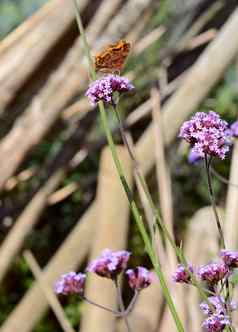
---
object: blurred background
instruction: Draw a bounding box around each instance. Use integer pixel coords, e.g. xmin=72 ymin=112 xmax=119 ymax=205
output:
xmin=0 ymin=0 xmax=238 ymax=331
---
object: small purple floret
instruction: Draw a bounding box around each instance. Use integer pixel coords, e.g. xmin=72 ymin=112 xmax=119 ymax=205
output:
xmin=85 ymin=75 xmax=134 ymax=105
xmin=202 ymin=314 xmax=231 ymax=332
xmin=172 ymin=264 xmax=193 ymax=284
xmin=198 ymin=262 xmax=228 ymax=284
xmin=188 ymin=149 xmax=202 ymax=164
xmin=200 ymin=296 xmax=236 ymax=316
xmin=54 ymin=272 xmax=86 ymax=295
xmin=126 ymin=267 xmax=153 ymax=291
xmin=87 ymin=249 xmax=131 ymax=279
xmin=179 ymin=111 xmax=231 ymax=159
xmin=230 ymin=121 xmax=238 ymax=137
xmin=220 ymin=249 xmax=238 ymax=268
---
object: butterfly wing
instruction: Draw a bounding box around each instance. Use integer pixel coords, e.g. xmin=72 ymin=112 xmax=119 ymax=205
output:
xmin=94 ymin=40 xmax=131 ymax=73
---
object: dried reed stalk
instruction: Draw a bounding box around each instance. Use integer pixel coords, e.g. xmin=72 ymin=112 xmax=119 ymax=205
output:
xmin=2 ymin=7 xmax=238 ymax=332
xmin=151 ymin=87 xmax=186 ymax=331
xmin=80 ymin=146 xmax=132 ymax=332
xmin=0 ymin=203 xmax=97 ymax=332
xmin=0 ymin=0 xmax=73 ymax=55
xmin=0 ymin=0 xmax=152 ymax=190
xmin=0 ymin=0 xmax=87 ymax=111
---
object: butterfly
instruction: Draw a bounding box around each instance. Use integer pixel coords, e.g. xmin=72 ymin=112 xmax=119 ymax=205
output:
xmin=94 ymin=40 xmax=131 ymax=74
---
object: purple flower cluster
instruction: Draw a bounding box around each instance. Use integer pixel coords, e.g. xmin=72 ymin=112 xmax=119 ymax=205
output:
xmin=230 ymin=120 xmax=238 ymax=137
xmin=55 ymin=249 xmax=153 ymax=297
xmin=87 ymin=249 xmax=130 ymax=279
xmin=200 ymin=296 xmax=236 ymax=332
xmin=172 ymin=264 xmax=193 ymax=283
xmin=85 ymin=74 xmax=134 ymax=105
xmin=173 ymin=250 xmax=238 ymax=332
xmin=220 ymin=250 xmax=238 ymax=268
xmin=54 ymin=272 xmax=86 ymax=295
xmin=202 ymin=313 xmax=231 ymax=332
xmin=126 ymin=267 xmax=153 ymax=290
xmin=198 ymin=262 xmax=228 ymax=284
xmin=200 ymin=296 xmax=236 ymax=316
xmin=179 ymin=111 xmax=231 ymax=159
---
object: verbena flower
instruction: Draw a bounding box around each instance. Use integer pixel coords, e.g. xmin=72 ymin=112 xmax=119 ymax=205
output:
xmin=202 ymin=314 xmax=231 ymax=332
xmin=188 ymin=149 xmax=202 ymax=164
xmin=179 ymin=111 xmax=231 ymax=159
xmin=172 ymin=264 xmax=193 ymax=284
xmin=230 ymin=120 xmax=238 ymax=137
xmin=87 ymin=249 xmax=131 ymax=279
xmin=220 ymin=250 xmax=238 ymax=268
xmin=54 ymin=272 xmax=86 ymax=295
xmin=198 ymin=262 xmax=228 ymax=284
xmin=200 ymin=296 xmax=236 ymax=316
xmin=85 ymin=75 xmax=134 ymax=105
xmin=126 ymin=267 xmax=153 ymax=290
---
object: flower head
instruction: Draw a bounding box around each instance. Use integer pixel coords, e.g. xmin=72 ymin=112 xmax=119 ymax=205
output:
xmin=230 ymin=121 xmax=238 ymax=137
xmin=54 ymin=272 xmax=86 ymax=295
xmin=200 ymin=296 xmax=236 ymax=316
xmin=179 ymin=111 xmax=231 ymax=159
xmin=198 ymin=262 xmax=228 ymax=284
xmin=87 ymin=249 xmax=131 ymax=279
xmin=220 ymin=250 xmax=238 ymax=268
xmin=126 ymin=267 xmax=153 ymax=291
xmin=172 ymin=264 xmax=193 ymax=284
xmin=202 ymin=314 xmax=231 ymax=332
xmin=85 ymin=75 xmax=134 ymax=105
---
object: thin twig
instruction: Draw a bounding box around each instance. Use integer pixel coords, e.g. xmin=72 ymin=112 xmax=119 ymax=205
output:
xmin=115 ymin=278 xmax=132 ymax=332
xmin=81 ymin=296 xmax=121 ymax=316
xmin=204 ymin=155 xmax=225 ymax=248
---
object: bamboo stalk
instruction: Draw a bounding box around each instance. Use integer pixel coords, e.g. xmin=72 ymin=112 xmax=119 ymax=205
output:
xmin=23 ymin=251 xmax=76 ymax=332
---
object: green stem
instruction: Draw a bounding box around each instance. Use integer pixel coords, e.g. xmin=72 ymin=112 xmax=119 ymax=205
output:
xmin=71 ymin=0 xmax=96 ymax=81
xmin=99 ymin=102 xmax=185 ymax=332
xmin=113 ymin=104 xmax=211 ymax=308
xmin=71 ymin=5 xmax=185 ymax=332
xmin=81 ymin=296 xmax=120 ymax=315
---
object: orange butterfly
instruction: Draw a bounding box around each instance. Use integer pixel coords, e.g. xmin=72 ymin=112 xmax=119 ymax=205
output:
xmin=94 ymin=40 xmax=131 ymax=74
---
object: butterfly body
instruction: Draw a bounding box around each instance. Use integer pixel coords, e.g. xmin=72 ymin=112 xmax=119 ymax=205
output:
xmin=94 ymin=40 xmax=131 ymax=73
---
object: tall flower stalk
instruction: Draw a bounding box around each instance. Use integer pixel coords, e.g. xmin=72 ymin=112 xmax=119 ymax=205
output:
xmin=179 ymin=111 xmax=231 ymax=249
xmin=179 ymin=111 xmax=235 ymax=332
xmin=204 ymin=155 xmax=226 ymax=248
xmin=71 ymin=2 xmax=186 ymax=331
